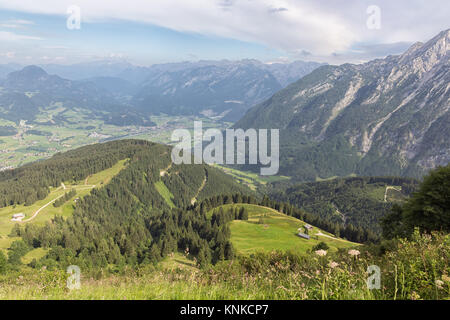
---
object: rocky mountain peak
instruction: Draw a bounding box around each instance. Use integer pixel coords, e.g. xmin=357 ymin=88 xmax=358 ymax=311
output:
xmin=399 ymin=29 xmax=449 ymax=72
xmin=234 ymin=29 xmax=450 ymax=181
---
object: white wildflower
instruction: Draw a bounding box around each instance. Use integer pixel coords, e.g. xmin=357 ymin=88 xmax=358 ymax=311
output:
xmin=329 ymin=261 xmax=339 ymax=269
xmin=315 ymin=249 xmax=327 ymax=256
xmin=348 ymin=249 xmax=360 ymax=257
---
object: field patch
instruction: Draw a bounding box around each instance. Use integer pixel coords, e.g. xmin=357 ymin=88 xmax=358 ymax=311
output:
xmin=211 ymin=204 xmax=356 ymax=255
xmin=154 ymin=180 xmax=175 ymax=208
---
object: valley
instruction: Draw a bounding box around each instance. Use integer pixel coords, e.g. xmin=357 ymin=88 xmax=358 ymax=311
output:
xmin=0 ymin=112 xmax=229 ymax=169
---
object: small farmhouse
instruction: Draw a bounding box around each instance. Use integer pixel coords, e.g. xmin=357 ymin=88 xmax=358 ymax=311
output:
xmin=11 ymin=213 xmax=25 ymax=222
xmin=297 ymin=232 xmax=310 ymax=240
xmin=304 ymin=224 xmax=313 ymax=230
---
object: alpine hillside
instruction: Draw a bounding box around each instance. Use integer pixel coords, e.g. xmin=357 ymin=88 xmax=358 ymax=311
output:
xmin=235 ymin=29 xmax=450 ymax=181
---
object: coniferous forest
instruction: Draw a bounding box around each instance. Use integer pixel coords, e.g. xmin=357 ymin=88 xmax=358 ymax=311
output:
xmin=0 ymin=138 xmax=447 ymax=301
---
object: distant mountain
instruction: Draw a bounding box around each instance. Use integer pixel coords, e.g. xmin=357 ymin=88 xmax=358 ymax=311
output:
xmin=235 ymin=29 xmax=450 ymax=180
xmin=132 ymin=60 xmax=279 ymax=121
xmin=263 ymin=60 xmax=328 ymax=87
xmin=40 ymin=60 xmax=139 ymax=82
xmin=133 ymin=59 xmax=323 ymax=121
xmin=39 ymin=59 xmax=323 ymax=121
xmin=0 ymin=66 xmax=150 ymax=125
xmin=0 ymin=59 xmax=323 ymax=124
xmin=82 ymin=76 xmax=139 ymax=100
xmin=0 ymin=63 xmax=21 ymax=79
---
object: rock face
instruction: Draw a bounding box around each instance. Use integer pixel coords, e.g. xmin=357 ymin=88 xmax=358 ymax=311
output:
xmin=235 ymin=30 xmax=450 ymax=180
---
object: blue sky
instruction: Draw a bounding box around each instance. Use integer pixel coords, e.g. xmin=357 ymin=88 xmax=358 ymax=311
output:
xmin=0 ymin=0 xmax=448 ymax=66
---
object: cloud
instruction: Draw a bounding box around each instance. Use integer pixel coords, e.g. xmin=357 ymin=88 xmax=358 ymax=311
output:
xmin=6 ymin=19 xmax=34 ymax=25
xmin=2 ymin=51 xmax=15 ymax=58
xmin=0 ymin=31 xmax=42 ymax=41
xmin=0 ymin=19 xmax=34 ymax=29
xmin=0 ymin=0 xmax=357 ymax=56
xmin=268 ymin=7 xmax=288 ymax=14
xmin=0 ymin=0 xmax=448 ymax=63
xmin=0 ymin=24 xmax=20 ymax=28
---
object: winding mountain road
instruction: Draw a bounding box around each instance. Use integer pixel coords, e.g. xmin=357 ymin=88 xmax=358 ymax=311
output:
xmin=20 ymin=185 xmax=96 ymax=223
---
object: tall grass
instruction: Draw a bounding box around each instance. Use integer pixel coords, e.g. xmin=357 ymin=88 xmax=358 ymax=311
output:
xmin=0 ymin=231 xmax=448 ymax=300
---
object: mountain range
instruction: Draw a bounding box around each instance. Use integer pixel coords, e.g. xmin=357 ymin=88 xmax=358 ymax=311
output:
xmin=0 ymin=59 xmax=323 ymax=123
xmin=0 ymin=65 xmax=142 ymax=125
xmin=235 ymin=29 xmax=450 ymax=181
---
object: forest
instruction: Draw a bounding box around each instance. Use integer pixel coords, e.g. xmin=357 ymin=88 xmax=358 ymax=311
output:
xmin=1 ymin=136 xmax=378 ymax=272
xmin=269 ymin=176 xmax=418 ymax=235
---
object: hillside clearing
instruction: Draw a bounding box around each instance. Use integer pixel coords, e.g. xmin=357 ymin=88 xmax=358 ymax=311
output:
xmin=0 ymin=159 xmax=128 ymax=253
xmin=210 ymin=204 xmax=356 ymax=255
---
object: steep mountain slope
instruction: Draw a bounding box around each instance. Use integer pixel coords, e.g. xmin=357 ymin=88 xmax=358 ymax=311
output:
xmin=235 ymin=29 xmax=450 ymax=180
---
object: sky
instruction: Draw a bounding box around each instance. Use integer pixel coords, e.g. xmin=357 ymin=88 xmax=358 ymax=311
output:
xmin=0 ymin=0 xmax=448 ymax=66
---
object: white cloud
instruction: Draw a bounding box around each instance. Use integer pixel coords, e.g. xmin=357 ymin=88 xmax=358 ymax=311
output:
xmin=0 ymin=24 xmax=21 ymax=28
xmin=6 ymin=19 xmax=34 ymax=25
xmin=0 ymin=31 xmax=42 ymax=41
xmin=0 ymin=0 xmax=358 ymax=56
xmin=0 ymin=19 xmax=34 ymax=29
xmin=1 ymin=51 xmax=16 ymax=58
xmin=0 ymin=0 xmax=448 ymax=63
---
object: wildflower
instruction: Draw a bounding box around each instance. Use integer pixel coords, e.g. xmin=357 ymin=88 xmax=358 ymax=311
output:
xmin=348 ymin=249 xmax=360 ymax=257
xmin=315 ymin=249 xmax=327 ymax=256
xmin=442 ymin=274 xmax=450 ymax=283
xmin=329 ymin=261 xmax=339 ymax=269
xmin=410 ymin=291 xmax=420 ymax=300
xmin=436 ymin=279 xmax=444 ymax=290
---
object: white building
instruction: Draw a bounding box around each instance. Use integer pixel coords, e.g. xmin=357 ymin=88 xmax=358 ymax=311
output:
xmin=11 ymin=213 xmax=25 ymax=222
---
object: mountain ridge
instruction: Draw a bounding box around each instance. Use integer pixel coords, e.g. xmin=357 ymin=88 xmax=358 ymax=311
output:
xmin=235 ymin=29 xmax=450 ymax=180
xmin=0 ymin=59 xmax=324 ymax=123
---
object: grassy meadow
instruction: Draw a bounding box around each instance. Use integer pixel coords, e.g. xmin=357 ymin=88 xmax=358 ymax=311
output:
xmin=209 ymin=204 xmax=356 ymax=255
